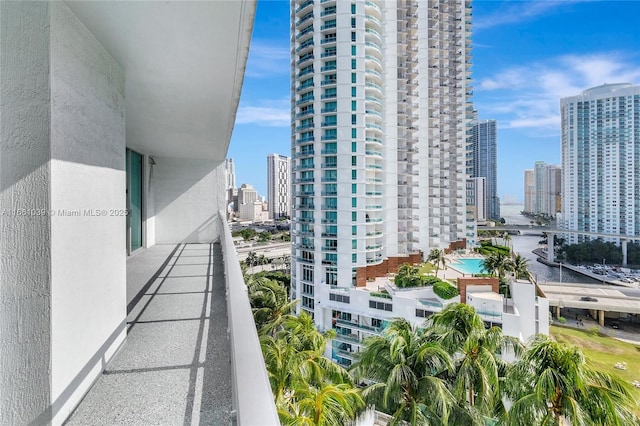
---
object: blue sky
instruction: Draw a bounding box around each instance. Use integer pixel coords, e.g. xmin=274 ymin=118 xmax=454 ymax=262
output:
xmin=228 ymin=0 xmax=640 ymax=204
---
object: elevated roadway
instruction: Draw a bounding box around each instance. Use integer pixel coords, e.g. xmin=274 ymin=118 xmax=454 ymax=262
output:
xmin=538 ymin=283 xmax=640 ymax=325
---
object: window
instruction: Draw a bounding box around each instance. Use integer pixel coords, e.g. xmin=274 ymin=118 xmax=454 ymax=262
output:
xmin=323 ymin=60 xmax=337 ymax=71
xmin=351 ymin=4 xmax=356 ymax=13
xmin=352 ymin=225 xmax=357 ymax=235
xmin=352 ymin=142 xmax=356 ymax=152
xmin=352 ymin=73 xmax=356 ymax=83
xmin=352 ymin=183 xmax=357 ymax=194
xmin=351 ymin=17 xmax=356 ymax=28
xmin=351 ymin=32 xmax=356 ymax=41
xmin=302 ymin=283 xmax=314 ymax=296
xmin=416 ymin=309 xmax=434 ymax=318
xmin=352 ymin=114 xmax=357 ymax=124
xmin=326 ymin=270 xmax=338 ymax=285
xmin=351 ymin=59 xmax=356 ymax=69
xmin=324 ymin=115 xmax=337 ymax=125
xmin=324 ymin=87 xmax=337 ymax=98
xmin=352 ymin=198 xmax=357 ymax=208
xmin=352 ymin=239 xmax=357 ymax=249
xmin=352 ymin=128 xmax=357 ymax=138
xmin=351 ymin=45 xmax=356 ymax=55
xmin=352 ymin=156 xmax=357 ymax=167
xmin=352 ymin=253 xmax=357 ymax=263
xmin=324 ymin=170 xmax=337 ymax=180
xmin=351 ymin=170 xmax=357 ymax=180
xmin=323 ymin=101 xmax=337 ymax=112
xmin=369 ymin=300 xmax=392 ymax=311
xmin=352 ymin=101 xmax=357 ymax=111
xmin=352 ymin=212 xmax=357 ymax=221
xmin=330 ymin=293 xmax=350 ymax=303
xmin=325 ymin=211 xmax=337 ymax=222
xmin=352 ymin=87 xmax=356 ymax=97
xmin=324 ymin=129 xmax=337 ymax=138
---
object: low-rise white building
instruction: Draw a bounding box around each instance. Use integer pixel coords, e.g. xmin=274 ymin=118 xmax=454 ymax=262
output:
xmin=314 ymin=276 xmax=548 ymax=367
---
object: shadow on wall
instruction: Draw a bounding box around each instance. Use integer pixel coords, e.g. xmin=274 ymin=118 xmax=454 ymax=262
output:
xmin=150 ymin=156 xmax=226 ymax=244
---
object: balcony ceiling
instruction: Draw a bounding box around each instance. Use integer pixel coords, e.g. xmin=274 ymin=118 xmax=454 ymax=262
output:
xmin=65 ymin=1 xmax=256 ymax=161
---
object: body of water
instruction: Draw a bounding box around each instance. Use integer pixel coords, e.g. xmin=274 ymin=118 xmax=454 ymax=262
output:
xmin=499 ymin=204 xmax=600 ymax=285
xmin=449 ymin=258 xmax=487 ymax=275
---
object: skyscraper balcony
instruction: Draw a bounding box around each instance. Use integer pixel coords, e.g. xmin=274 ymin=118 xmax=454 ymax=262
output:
xmin=1 ymin=2 xmax=282 ymax=424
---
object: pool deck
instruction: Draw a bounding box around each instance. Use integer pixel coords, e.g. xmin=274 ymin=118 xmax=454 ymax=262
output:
xmin=445 ymin=255 xmax=487 ymax=277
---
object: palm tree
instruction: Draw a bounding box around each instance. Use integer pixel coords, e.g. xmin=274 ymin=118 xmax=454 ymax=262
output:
xmin=396 ymin=263 xmax=421 ymax=287
xmin=351 ymin=318 xmax=456 ymax=425
xmin=506 ymin=335 xmax=639 ymax=426
xmin=261 ymin=311 xmax=363 ymax=424
xmin=245 ymin=250 xmax=258 ymax=267
xmin=428 ymin=249 xmax=446 ymax=278
xmin=503 ymin=232 xmax=512 ymax=253
xmin=248 ymin=277 xmax=298 ymax=335
xmin=511 ymin=253 xmax=529 ymax=280
xmin=426 ymin=304 xmax=523 ymax=422
xmin=278 ymin=382 xmax=365 ymax=426
xmin=481 ymin=252 xmax=513 ymax=280
xmin=481 ymin=252 xmax=514 ymax=297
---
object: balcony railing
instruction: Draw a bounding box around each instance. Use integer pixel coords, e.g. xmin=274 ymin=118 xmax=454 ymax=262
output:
xmin=218 ymin=211 xmax=280 ymax=425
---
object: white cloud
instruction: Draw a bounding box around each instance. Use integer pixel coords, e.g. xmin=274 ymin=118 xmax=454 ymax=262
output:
xmin=474 ymin=0 xmax=588 ymax=30
xmin=236 ymin=99 xmax=290 ymax=127
xmin=476 ymin=52 xmax=640 ymax=130
xmin=245 ymin=41 xmax=290 ymax=78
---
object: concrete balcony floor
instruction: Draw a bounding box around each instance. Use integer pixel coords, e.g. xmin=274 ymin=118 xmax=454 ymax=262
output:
xmin=66 ymin=243 xmax=231 ymax=425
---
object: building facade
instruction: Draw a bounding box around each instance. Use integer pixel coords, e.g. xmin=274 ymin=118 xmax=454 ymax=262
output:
xmin=523 ymin=169 xmax=535 ymax=213
xmin=267 ymin=153 xmax=291 ymax=219
xmin=290 ymin=0 xmax=473 ymax=319
xmin=560 ymin=83 xmax=640 ymax=243
xmin=225 ymin=158 xmax=236 ymax=191
xmin=466 ymin=177 xmax=487 ymax=222
xmin=531 ymin=161 xmax=562 ymax=216
xmin=317 ymin=277 xmax=548 ymax=368
xmin=469 ymin=119 xmax=499 ymax=220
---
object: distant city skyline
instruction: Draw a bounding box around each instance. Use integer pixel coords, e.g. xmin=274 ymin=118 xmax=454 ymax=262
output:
xmin=228 ymin=0 xmax=640 ymax=201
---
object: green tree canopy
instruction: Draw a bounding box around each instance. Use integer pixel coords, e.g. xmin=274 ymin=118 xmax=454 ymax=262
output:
xmin=505 ymin=335 xmax=639 ymax=426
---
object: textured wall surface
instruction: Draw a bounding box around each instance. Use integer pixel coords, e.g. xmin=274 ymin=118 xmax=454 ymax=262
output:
xmin=49 ymin=3 xmax=127 ymax=425
xmin=0 ymin=3 xmax=52 ymax=424
xmin=152 ymin=158 xmax=225 ymax=243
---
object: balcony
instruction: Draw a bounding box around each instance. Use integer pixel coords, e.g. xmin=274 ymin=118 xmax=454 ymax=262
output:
xmin=66 ymin=213 xmax=278 ymax=425
xmin=296 ymin=0 xmax=313 ymax=14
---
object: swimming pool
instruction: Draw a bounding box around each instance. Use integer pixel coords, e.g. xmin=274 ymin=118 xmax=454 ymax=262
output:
xmin=448 ymin=258 xmax=487 ymax=275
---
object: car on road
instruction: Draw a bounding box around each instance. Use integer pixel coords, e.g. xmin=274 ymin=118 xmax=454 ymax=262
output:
xmin=580 ymin=296 xmax=598 ymax=302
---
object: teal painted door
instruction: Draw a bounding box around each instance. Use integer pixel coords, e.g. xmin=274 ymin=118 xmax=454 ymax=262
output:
xmin=126 ymin=149 xmax=143 ymax=253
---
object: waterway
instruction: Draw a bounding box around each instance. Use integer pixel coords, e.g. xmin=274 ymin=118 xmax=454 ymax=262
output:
xmin=500 ymin=204 xmax=600 ymax=285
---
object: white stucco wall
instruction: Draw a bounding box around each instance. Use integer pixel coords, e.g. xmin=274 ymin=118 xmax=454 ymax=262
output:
xmin=0 ymin=2 xmax=52 ymax=424
xmin=49 ymin=3 xmax=127 ymax=425
xmin=151 ymin=157 xmax=225 ymax=243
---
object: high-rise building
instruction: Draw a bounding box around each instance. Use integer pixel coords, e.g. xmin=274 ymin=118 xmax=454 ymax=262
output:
xmin=267 ymin=154 xmax=291 ymax=219
xmin=545 ymin=165 xmax=562 ymax=216
xmin=225 ymin=158 xmax=236 ymax=190
xmin=527 ymin=161 xmax=562 ymax=216
xmin=560 ymin=83 xmax=640 ymax=243
xmin=290 ymin=0 xmax=473 ymax=318
xmin=466 ymin=177 xmax=486 ymax=222
xmin=523 ymin=169 xmax=535 ymax=213
xmin=469 ymin=119 xmax=499 ymax=220
xmin=237 ymin=183 xmax=258 ymax=220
